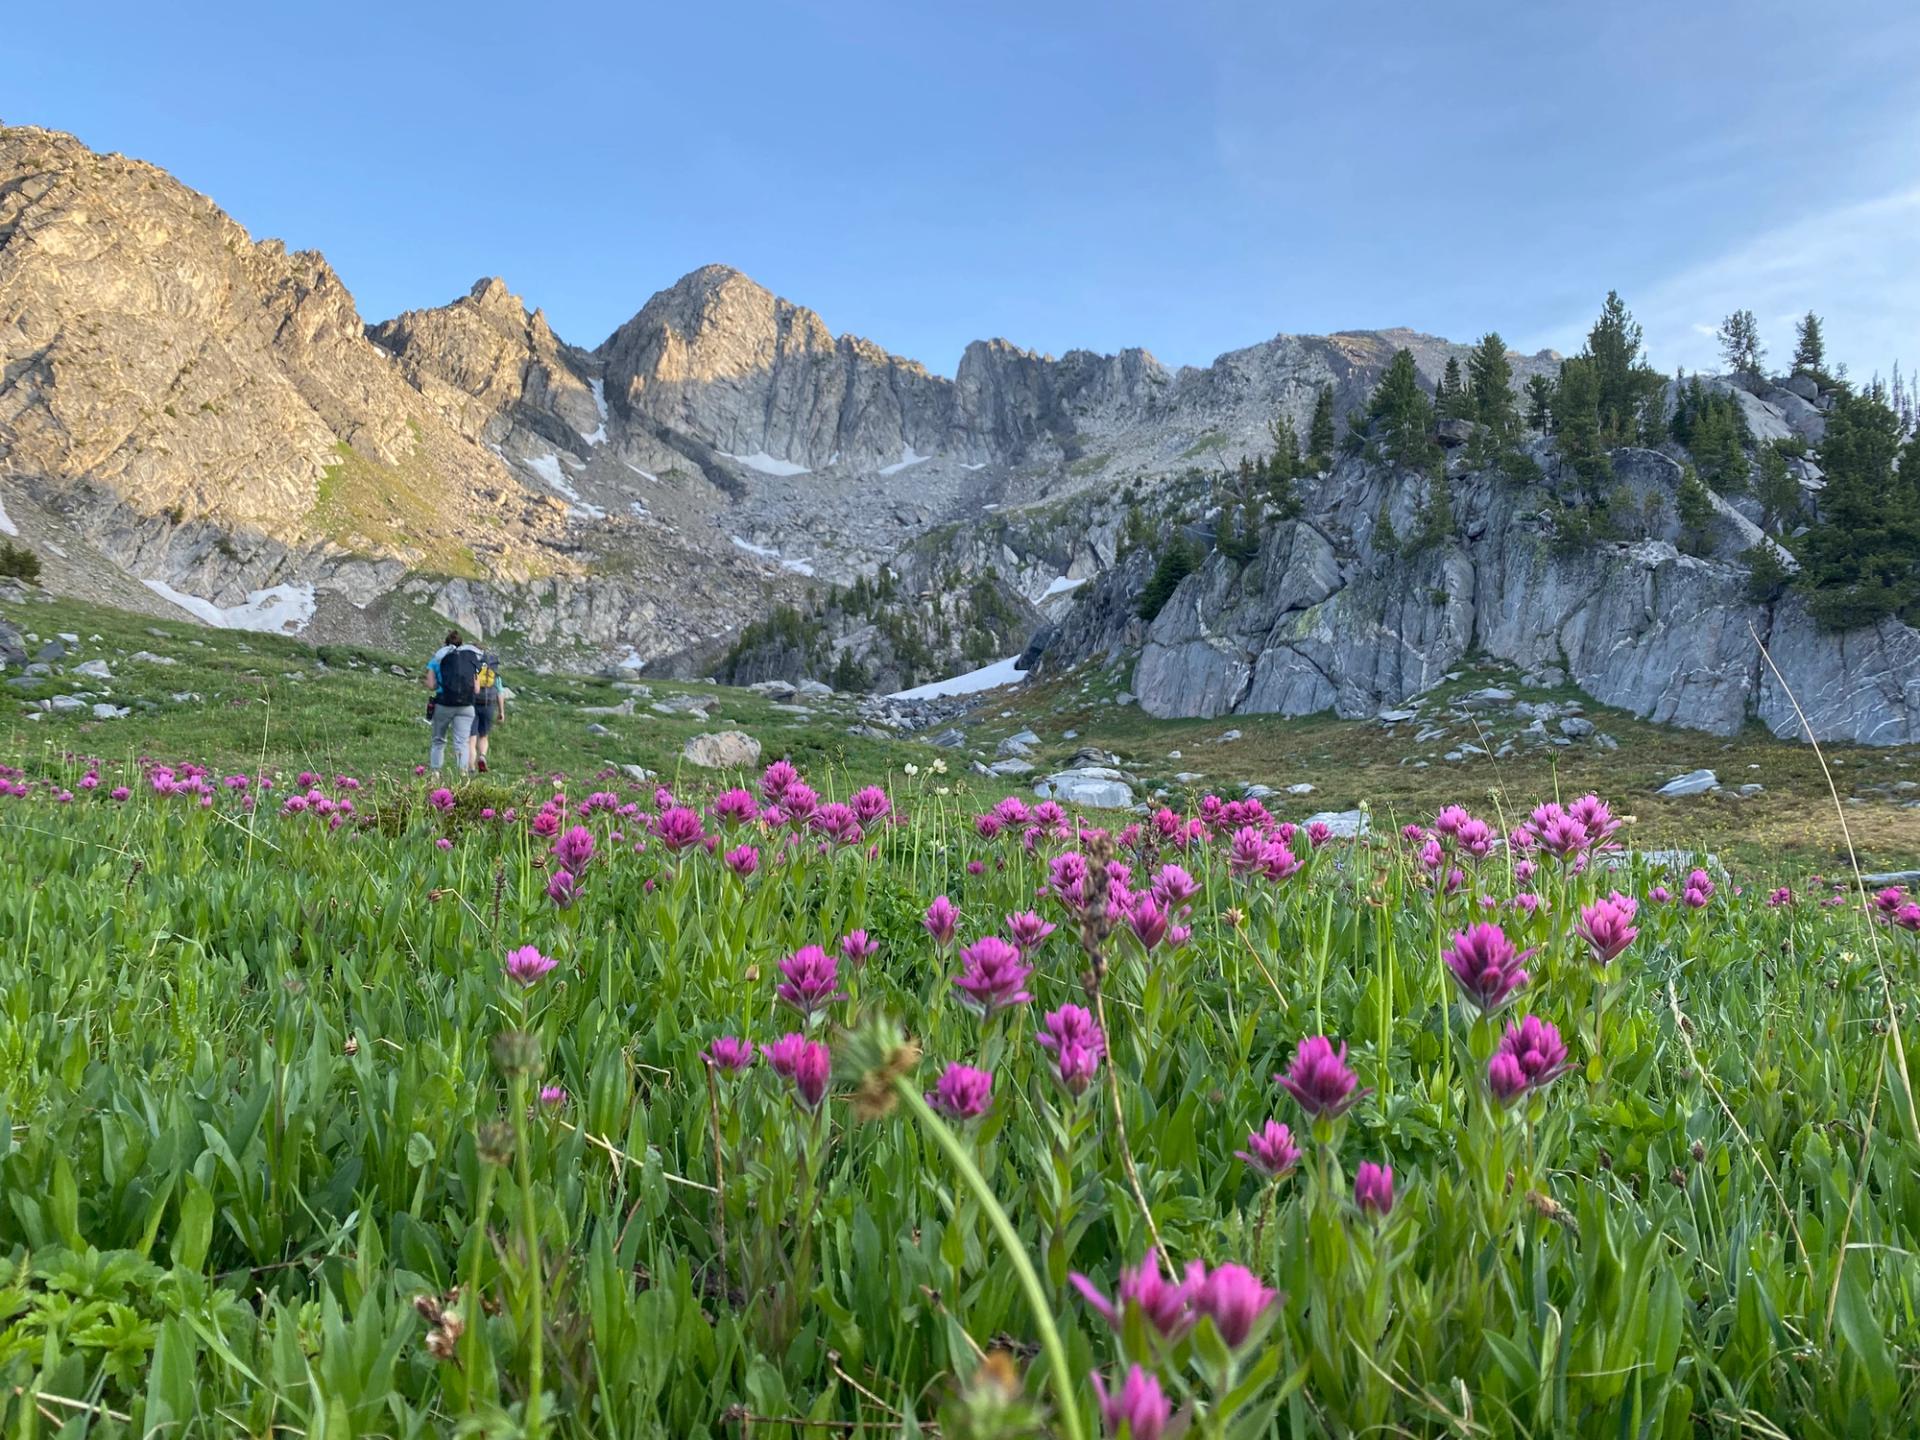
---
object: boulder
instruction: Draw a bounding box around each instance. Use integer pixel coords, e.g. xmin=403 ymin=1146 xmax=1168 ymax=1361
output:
xmin=749 ymin=680 xmax=798 ymax=702
xmin=988 ymin=758 xmax=1035 ymax=777
xmin=0 ymin=620 xmax=25 ymax=668
xmin=1304 ymin=809 xmax=1370 ymax=839
xmin=1559 ymin=716 xmax=1595 ymax=738
xmin=1037 ymin=768 xmax=1135 ymax=809
xmin=683 ymin=730 xmax=763 ymax=769
xmin=91 ymin=703 xmax=128 ymax=720
xmin=127 ymin=650 xmax=177 ymax=666
xmin=1434 ymin=417 xmax=1476 ymax=448
xmin=619 ymin=764 xmax=657 ymax=783
xmin=1656 ymin=768 xmax=1719 ymax=797
xmin=926 ymin=727 xmax=968 ymax=749
xmin=797 ymin=679 xmax=834 ymax=698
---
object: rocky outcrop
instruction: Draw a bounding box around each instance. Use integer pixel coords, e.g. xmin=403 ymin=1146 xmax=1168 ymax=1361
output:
xmin=1109 ymin=446 xmax=1920 ymax=744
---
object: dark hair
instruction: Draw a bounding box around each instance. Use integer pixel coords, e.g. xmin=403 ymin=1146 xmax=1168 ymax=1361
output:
xmin=444 ymin=629 xmax=462 ymax=646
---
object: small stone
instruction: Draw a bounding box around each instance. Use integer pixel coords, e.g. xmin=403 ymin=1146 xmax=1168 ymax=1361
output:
xmin=1215 ymin=729 xmax=1242 ymax=742
xmin=1559 ymin=717 xmax=1595 ymax=738
xmin=586 ymin=722 xmax=614 ymax=736
xmin=1286 ymin=783 xmax=1316 ymax=796
xmin=1304 ymin=809 xmax=1370 ymax=839
xmin=71 ymin=659 xmax=114 ymax=680
xmin=91 ymin=703 xmax=128 ymax=720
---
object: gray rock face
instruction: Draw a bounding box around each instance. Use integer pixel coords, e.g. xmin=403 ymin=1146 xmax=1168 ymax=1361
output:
xmin=1117 ymin=446 xmax=1920 ymax=743
xmin=683 ymin=730 xmax=762 ymax=769
xmin=1304 ymin=809 xmax=1370 ymax=838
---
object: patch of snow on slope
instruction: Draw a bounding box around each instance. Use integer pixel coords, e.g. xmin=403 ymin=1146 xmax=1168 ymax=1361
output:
xmin=580 ymin=379 xmax=609 ymax=445
xmin=721 ymin=450 xmax=811 ymax=477
xmin=890 ymin=655 xmax=1026 ymax=701
xmin=1041 ymin=575 xmax=1089 ymax=600
xmin=731 ymin=536 xmax=816 ymax=576
xmin=623 ymin=461 xmax=660 ymax=483
xmin=0 ymin=491 xmax=17 ymax=536
xmin=143 ymin=580 xmax=317 ymax=634
xmin=878 ymin=444 xmax=931 ymax=477
xmin=525 ymin=453 xmax=583 ymax=502
xmin=959 ymin=462 xmax=987 ymax=472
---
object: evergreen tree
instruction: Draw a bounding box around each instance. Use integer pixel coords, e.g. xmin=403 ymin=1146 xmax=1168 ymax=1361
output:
xmin=1268 ymin=414 xmax=1303 ymax=481
xmin=1364 ymin=349 xmax=1440 ymax=470
xmin=1716 ymin=309 xmax=1765 ymax=378
xmin=1794 ymin=387 xmax=1920 ymax=628
xmin=1413 ymin=467 xmax=1455 ymax=549
xmin=1438 ymin=356 xmax=1472 ymax=420
xmin=1552 ymin=355 xmax=1612 ymax=501
xmin=1138 ymin=537 xmax=1200 ymax=621
xmin=1584 ymin=291 xmax=1663 ymax=445
xmin=1467 ymin=333 xmax=1517 ymax=436
xmin=831 ymin=647 xmax=870 ymax=692
xmin=1675 ymin=466 xmax=1717 ymax=556
xmin=1119 ymin=502 xmax=1153 ymax=559
xmin=1668 ymin=370 xmax=1695 ymax=448
xmin=1791 ymin=311 xmax=1827 ymax=379
xmin=1690 ymin=395 xmax=1751 ymax=493
xmin=1754 ymin=442 xmax=1803 ymax=534
xmin=1307 ymin=384 xmax=1336 ymax=468
xmin=1523 ymin=374 xmax=1553 ymax=432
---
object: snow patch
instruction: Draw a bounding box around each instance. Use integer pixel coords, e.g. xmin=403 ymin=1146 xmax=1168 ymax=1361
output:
xmin=525 ymin=453 xmax=584 ymax=503
xmin=731 ymin=536 xmax=816 ymax=576
xmin=721 ymin=450 xmax=812 ymax=477
xmin=616 ymin=646 xmax=647 ymax=671
xmin=579 ymin=378 xmax=609 ymax=445
xmin=878 ymin=444 xmax=931 ymax=477
xmin=628 ymin=500 xmax=649 ymax=518
xmin=623 ymin=461 xmax=660 ymax=483
xmin=890 ymin=655 xmax=1027 ymax=701
xmin=1041 ymin=575 xmax=1089 ymax=600
xmin=142 ymin=580 xmax=317 ymax=634
xmin=959 ymin=461 xmax=987 ymax=472
xmin=567 ymin=503 xmax=608 ymax=522
xmin=0 ymin=491 xmax=17 ymax=537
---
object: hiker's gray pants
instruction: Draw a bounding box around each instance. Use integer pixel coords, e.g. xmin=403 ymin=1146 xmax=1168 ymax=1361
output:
xmin=430 ymin=706 xmax=475 ymax=771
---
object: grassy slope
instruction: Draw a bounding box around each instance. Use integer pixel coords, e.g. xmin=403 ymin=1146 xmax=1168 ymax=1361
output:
xmin=5 ymin=590 xmax=1917 ymax=871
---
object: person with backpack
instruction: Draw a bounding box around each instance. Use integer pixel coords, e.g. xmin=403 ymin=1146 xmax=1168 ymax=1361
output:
xmin=424 ymin=630 xmax=483 ymax=772
xmin=470 ymin=652 xmax=504 ymax=772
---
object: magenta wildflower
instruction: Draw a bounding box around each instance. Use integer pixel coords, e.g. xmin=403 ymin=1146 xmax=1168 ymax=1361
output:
xmin=1261 ymin=839 xmax=1303 ymax=882
xmin=110 ymin=786 xmax=131 ymax=802
xmin=1190 ymin=1261 xmax=1282 ymax=1348
xmin=1872 ymin=885 xmax=1907 ymax=920
xmin=1442 ymin=922 xmax=1534 ymax=1014
xmin=760 ymin=759 xmax=799 ymax=804
xmin=927 ymin=1063 xmax=993 ymax=1121
xmin=435 ymin=837 xmax=453 ymax=851
xmin=546 ymin=868 xmax=577 ymax=908
xmin=763 ymin=1032 xmax=832 ymax=1108
xmin=655 ymin=806 xmax=707 ymax=852
xmin=1151 ymin=863 xmax=1201 ymax=911
xmin=713 ymin=788 xmax=758 ymax=825
xmin=1091 ymin=1367 xmax=1173 ymax=1440
xmin=840 ymin=930 xmax=879 ymax=964
xmin=1893 ymin=903 xmax=1920 ymax=933
xmin=1071 ymin=1252 xmax=1193 ymax=1337
xmin=1127 ymin=892 xmax=1170 ymax=950
xmin=1495 ymin=1015 xmax=1572 ymax=1095
xmin=538 ymin=1085 xmax=568 ymax=1108
xmin=1236 ymin=1119 xmax=1301 ymax=1178
xmin=952 ymin=936 xmax=1034 ymax=1015
xmin=1276 ymin=1036 xmax=1368 ymax=1119
xmin=553 ymin=824 xmax=597 ymax=871
xmin=850 ymin=785 xmax=892 ymax=823
xmin=1575 ymin=896 xmax=1638 ymax=965
xmin=429 ymin=786 xmax=456 ymax=813
xmin=1768 ymin=886 xmax=1793 ymax=907
xmin=775 ymin=945 xmax=845 ymax=1017
xmin=1004 ymin=910 xmax=1056 ymax=953
xmin=1354 ymin=1161 xmax=1395 ymax=1217
xmin=504 ymin=945 xmax=558 ymax=988
xmin=723 ymin=843 xmax=760 ymax=877
xmin=705 ymin=1035 xmax=755 ymax=1073
xmin=925 ymin=895 xmax=960 ymax=947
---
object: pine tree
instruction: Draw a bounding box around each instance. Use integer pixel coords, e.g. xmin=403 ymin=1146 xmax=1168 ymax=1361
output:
xmin=1717 ymin=309 xmax=1764 ymax=378
xmin=1524 ymin=374 xmax=1553 ymax=431
xmin=1308 ymin=385 xmax=1336 ymax=468
xmin=1138 ymin=537 xmax=1199 ymax=621
xmin=1467 ymin=333 xmax=1517 ymax=436
xmin=1791 ymin=311 xmax=1827 ymax=379
xmin=1365 ymin=349 xmax=1439 ymax=470
xmin=1414 ymin=467 xmax=1455 ymax=549
xmin=1675 ymin=466 xmax=1717 ymax=556
xmin=1584 ymin=291 xmax=1663 ymax=445
xmin=1552 ymin=355 xmax=1611 ymax=501
xmin=1268 ymin=414 xmax=1303 ymax=481
xmin=1690 ymin=396 xmax=1751 ymax=493
xmin=1754 ymin=442 xmax=1803 ymax=534
xmin=1794 ymin=387 xmax=1920 ymax=628
xmin=1438 ymin=356 xmax=1472 ymax=420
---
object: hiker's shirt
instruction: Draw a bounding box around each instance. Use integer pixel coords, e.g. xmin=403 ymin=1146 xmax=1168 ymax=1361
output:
xmin=427 ymin=644 xmax=484 ymax=706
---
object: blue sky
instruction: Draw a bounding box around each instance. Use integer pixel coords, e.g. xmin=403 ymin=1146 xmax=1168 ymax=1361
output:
xmin=8 ymin=1 xmax=1918 ymax=380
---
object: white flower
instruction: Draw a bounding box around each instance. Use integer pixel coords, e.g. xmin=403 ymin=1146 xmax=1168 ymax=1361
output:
xmin=903 ymin=763 xmax=920 ymax=776
xmin=931 ymin=759 xmax=948 ymax=775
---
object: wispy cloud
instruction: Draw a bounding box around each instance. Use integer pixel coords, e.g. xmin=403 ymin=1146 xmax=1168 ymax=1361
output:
xmin=1529 ymin=185 xmax=1920 ymax=382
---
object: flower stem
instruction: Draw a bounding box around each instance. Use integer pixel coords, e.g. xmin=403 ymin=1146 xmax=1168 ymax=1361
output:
xmin=895 ymin=1081 xmax=1087 ymax=1440
xmin=509 ymin=1073 xmax=545 ymax=1440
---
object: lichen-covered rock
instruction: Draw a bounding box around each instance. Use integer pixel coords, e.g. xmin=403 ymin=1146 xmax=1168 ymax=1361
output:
xmin=683 ymin=730 xmax=762 ymax=769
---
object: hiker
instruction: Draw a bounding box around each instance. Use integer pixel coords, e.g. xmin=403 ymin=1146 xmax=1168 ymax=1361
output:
xmin=425 ymin=629 xmax=483 ymax=772
xmin=470 ymin=651 xmax=505 ymax=772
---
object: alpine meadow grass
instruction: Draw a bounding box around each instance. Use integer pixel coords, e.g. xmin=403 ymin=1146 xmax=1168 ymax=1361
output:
xmin=2 ymin=746 xmax=1918 ymax=1438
